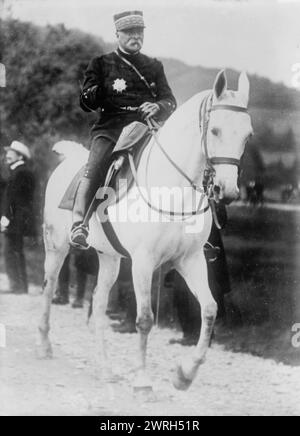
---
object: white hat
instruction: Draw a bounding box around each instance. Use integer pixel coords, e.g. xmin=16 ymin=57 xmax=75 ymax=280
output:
xmin=8 ymin=141 xmax=31 ymax=160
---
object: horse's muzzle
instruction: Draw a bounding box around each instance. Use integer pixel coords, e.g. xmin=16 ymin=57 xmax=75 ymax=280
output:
xmin=213 ymin=164 xmax=240 ymax=205
xmin=213 ymin=184 xmax=239 ymax=205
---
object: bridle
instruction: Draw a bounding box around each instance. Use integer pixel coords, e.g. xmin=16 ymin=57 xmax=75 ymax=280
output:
xmin=206 ymin=105 xmax=248 ymax=168
xmin=128 ymin=92 xmax=249 ymax=221
xmin=197 ymin=94 xmax=249 ymax=227
xmin=200 ymin=93 xmax=248 ymax=180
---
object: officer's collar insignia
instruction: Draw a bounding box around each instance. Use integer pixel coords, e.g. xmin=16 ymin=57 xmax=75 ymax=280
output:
xmin=112 ymin=78 xmax=127 ymax=93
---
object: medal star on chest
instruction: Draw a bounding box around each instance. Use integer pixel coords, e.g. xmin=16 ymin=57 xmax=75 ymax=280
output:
xmin=112 ymin=78 xmax=127 ymax=93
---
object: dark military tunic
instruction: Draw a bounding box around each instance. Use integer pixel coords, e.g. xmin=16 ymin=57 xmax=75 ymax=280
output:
xmin=3 ymin=162 xmax=36 ymax=236
xmin=2 ymin=162 xmax=36 ymax=294
xmin=81 ymin=48 xmax=176 ymax=129
xmin=80 ymin=48 xmax=177 ymax=180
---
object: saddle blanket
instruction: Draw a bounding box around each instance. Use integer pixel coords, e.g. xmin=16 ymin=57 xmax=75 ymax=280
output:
xmin=58 ymin=122 xmax=152 ymax=211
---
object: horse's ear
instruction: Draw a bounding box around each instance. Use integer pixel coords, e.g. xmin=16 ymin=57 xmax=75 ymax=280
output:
xmin=213 ymin=70 xmax=227 ymax=100
xmin=238 ymin=71 xmax=250 ymax=106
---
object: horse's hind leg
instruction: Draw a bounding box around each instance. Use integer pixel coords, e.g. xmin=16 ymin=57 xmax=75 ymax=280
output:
xmin=131 ymin=252 xmax=154 ymax=390
xmin=93 ymin=253 xmax=120 ymax=382
xmin=37 ymin=231 xmax=69 ymax=359
xmin=173 ymin=251 xmax=217 ymax=390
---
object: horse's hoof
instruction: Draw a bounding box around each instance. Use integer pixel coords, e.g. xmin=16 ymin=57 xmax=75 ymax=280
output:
xmin=133 ymin=384 xmax=153 ymax=393
xmin=172 ymin=364 xmax=193 ymax=391
xmin=36 ymin=343 xmax=53 ymax=359
xmin=133 ymin=383 xmax=155 ymax=403
xmin=132 ymin=372 xmax=153 ymax=393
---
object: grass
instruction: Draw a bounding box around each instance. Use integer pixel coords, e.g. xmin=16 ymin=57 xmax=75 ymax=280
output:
xmin=219 ymin=204 xmax=300 ymax=365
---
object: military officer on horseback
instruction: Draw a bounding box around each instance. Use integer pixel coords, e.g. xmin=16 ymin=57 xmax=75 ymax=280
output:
xmin=70 ymin=10 xmax=177 ymax=248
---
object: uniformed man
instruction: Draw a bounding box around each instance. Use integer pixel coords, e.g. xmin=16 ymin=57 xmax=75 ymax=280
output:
xmin=1 ymin=141 xmax=36 ymax=294
xmin=70 ymin=10 xmax=177 ymax=248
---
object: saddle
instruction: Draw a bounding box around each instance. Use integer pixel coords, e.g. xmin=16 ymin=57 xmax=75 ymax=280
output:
xmin=59 ymin=121 xmax=153 ymax=211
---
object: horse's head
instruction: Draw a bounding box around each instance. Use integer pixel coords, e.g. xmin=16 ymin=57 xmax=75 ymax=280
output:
xmin=205 ymin=70 xmax=253 ymax=204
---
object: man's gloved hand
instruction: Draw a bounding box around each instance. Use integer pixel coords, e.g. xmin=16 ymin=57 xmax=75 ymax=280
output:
xmin=0 ymin=216 xmax=10 ymax=233
xmin=138 ymin=102 xmax=160 ymax=120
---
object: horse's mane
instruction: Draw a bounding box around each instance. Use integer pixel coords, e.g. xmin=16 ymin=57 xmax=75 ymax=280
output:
xmin=52 ymin=140 xmax=89 ymax=160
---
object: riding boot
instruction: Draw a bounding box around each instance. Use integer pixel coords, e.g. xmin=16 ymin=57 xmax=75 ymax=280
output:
xmin=70 ymin=177 xmax=94 ymax=249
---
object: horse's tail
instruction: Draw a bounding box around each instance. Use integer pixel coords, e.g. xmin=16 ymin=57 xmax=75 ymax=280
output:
xmin=52 ymin=140 xmax=89 ymax=160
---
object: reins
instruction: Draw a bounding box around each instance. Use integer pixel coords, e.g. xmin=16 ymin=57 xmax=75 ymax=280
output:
xmin=128 ymin=92 xmax=249 ymax=222
xmin=199 ymin=94 xmax=248 ymax=228
xmin=145 ymin=118 xmax=203 ymax=193
xmin=128 ymin=153 xmax=209 ymax=218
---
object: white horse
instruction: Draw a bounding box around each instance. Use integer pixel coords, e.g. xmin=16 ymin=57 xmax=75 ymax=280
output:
xmin=38 ymin=70 xmax=253 ymax=390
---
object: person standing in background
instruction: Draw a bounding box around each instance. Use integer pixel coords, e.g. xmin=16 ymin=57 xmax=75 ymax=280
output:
xmin=0 ymin=141 xmax=36 ymax=293
xmin=0 ymin=173 xmax=6 ymax=216
xmin=52 ymin=248 xmax=99 ymax=307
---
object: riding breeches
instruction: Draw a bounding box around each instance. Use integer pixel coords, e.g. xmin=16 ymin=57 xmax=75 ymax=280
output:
xmin=84 ymin=135 xmax=117 ymax=183
xmin=72 ymin=132 xmax=123 ymax=225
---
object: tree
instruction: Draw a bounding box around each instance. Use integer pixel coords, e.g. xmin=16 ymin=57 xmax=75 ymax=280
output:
xmin=0 ymin=19 xmax=109 ymax=168
xmin=0 ymin=18 xmax=112 ymax=227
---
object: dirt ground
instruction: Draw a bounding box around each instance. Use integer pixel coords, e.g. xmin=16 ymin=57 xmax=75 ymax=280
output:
xmin=1 ymin=280 xmax=300 ymax=416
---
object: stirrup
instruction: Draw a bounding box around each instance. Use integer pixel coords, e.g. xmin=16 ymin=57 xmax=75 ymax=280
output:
xmin=69 ymin=223 xmax=90 ymax=250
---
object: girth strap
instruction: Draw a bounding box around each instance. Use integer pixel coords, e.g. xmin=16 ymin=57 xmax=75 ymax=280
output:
xmin=101 ymin=218 xmax=131 ymax=258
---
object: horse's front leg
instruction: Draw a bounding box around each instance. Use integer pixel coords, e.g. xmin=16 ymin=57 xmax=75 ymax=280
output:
xmin=93 ymin=254 xmax=120 ymax=382
xmin=173 ymin=250 xmax=217 ymax=390
xmin=131 ymin=252 xmax=154 ymax=391
xmin=37 ymin=244 xmax=68 ymax=359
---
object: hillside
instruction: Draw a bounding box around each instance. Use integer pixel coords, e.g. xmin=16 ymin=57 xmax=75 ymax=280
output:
xmin=160 ymin=58 xmax=300 ymax=111
xmin=161 ymin=59 xmax=300 ymax=185
xmin=0 ymin=18 xmax=299 ymax=184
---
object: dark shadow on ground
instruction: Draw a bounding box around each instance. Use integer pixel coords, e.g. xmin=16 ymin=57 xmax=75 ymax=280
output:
xmin=219 ymin=205 xmax=300 ymax=365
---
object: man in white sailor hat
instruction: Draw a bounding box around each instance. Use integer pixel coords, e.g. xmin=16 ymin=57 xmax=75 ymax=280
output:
xmin=1 ymin=141 xmax=36 ymax=293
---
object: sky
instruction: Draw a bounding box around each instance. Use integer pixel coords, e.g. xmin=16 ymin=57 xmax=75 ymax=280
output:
xmin=1 ymin=0 xmax=300 ymax=88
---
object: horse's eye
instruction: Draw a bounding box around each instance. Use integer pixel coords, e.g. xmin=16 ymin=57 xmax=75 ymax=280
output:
xmin=211 ymin=127 xmax=220 ymax=137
